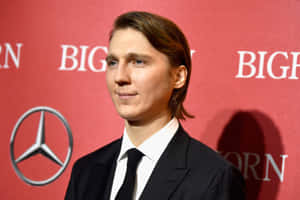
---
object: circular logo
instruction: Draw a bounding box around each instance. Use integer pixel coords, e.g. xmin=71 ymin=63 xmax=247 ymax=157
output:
xmin=10 ymin=106 xmax=73 ymax=186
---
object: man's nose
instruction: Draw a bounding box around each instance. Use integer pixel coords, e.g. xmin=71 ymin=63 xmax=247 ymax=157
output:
xmin=115 ymin=63 xmax=130 ymax=86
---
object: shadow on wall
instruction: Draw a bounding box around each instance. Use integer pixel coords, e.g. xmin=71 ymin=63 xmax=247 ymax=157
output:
xmin=216 ymin=111 xmax=284 ymax=200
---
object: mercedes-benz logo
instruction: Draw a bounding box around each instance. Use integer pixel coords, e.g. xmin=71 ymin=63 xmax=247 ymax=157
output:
xmin=10 ymin=106 xmax=73 ymax=186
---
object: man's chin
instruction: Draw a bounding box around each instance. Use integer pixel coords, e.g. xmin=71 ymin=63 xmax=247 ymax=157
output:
xmin=118 ymin=111 xmax=139 ymax=121
xmin=118 ymin=112 xmax=150 ymax=125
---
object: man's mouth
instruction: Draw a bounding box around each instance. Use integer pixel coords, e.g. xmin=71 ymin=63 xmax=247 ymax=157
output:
xmin=116 ymin=92 xmax=138 ymax=99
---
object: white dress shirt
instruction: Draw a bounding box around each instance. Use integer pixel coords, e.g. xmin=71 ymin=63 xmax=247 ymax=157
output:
xmin=109 ymin=118 xmax=179 ymax=200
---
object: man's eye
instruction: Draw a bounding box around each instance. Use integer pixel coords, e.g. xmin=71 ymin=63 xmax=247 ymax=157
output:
xmin=133 ymin=59 xmax=145 ymax=65
xmin=107 ymin=60 xmax=118 ymax=67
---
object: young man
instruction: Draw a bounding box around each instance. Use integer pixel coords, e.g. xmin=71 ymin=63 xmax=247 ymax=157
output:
xmin=65 ymin=11 xmax=245 ymax=200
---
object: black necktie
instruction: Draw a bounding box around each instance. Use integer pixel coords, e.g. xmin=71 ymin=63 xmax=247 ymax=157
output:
xmin=115 ymin=148 xmax=144 ymax=200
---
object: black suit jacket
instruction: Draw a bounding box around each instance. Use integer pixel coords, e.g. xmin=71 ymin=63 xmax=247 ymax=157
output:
xmin=65 ymin=125 xmax=245 ymax=200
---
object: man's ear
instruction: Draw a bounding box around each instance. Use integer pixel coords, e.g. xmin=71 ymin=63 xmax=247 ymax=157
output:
xmin=173 ymin=65 xmax=187 ymax=89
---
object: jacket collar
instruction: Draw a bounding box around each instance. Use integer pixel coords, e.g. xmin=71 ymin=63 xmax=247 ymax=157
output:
xmin=139 ymin=125 xmax=191 ymax=200
xmin=93 ymin=139 xmax=122 ymax=166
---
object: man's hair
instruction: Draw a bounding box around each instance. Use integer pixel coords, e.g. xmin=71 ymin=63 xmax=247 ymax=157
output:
xmin=109 ymin=11 xmax=193 ymax=120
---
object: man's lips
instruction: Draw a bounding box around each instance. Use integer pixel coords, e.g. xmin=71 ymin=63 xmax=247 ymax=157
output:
xmin=115 ymin=91 xmax=138 ymax=99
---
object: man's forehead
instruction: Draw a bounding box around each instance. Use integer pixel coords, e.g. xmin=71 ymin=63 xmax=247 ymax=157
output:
xmin=107 ymin=28 xmax=168 ymax=61
xmin=108 ymin=42 xmax=152 ymax=57
xmin=108 ymin=29 xmax=154 ymax=51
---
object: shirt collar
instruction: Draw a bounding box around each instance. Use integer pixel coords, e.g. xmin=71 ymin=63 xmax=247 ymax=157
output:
xmin=117 ymin=118 xmax=179 ymax=163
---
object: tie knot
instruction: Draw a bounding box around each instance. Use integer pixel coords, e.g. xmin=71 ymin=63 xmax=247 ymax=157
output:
xmin=127 ymin=148 xmax=144 ymax=170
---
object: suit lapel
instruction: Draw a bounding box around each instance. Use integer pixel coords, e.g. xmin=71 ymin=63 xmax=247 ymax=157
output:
xmin=84 ymin=139 xmax=122 ymax=200
xmin=83 ymin=164 xmax=113 ymax=200
xmin=139 ymin=126 xmax=190 ymax=200
xmin=102 ymin=158 xmax=118 ymax=200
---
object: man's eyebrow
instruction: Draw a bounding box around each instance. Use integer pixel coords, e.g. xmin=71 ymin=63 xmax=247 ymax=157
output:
xmin=105 ymin=54 xmax=117 ymax=62
xmin=126 ymin=53 xmax=153 ymax=60
xmin=106 ymin=53 xmax=153 ymax=62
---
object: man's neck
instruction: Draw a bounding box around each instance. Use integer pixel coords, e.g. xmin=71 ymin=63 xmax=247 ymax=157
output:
xmin=125 ymin=113 xmax=172 ymax=147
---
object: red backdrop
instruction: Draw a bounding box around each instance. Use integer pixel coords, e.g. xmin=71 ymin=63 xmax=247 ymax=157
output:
xmin=1 ymin=0 xmax=299 ymax=199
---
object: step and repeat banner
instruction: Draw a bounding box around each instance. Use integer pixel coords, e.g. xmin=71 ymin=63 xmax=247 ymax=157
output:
xmin=1 ymin=0 xmax=299 ymax=199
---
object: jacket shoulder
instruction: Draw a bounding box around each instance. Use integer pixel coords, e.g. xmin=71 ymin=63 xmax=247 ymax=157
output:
xmin=186 ymin=135 xmax=245 ymax=189
xmin=187 ymin=137 xmax=231 ymax=170
xmin=73 ymin=138 xmax=121 ymax=169
xmin=178 ymin=132 xmax=245 ymax=199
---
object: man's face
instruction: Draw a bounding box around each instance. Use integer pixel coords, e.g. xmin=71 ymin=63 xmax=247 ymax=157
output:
xmin=106 ymin=28 xmax=175 ymax=123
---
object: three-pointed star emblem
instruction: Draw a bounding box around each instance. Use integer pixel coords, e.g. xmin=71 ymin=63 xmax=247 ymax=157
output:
xmin=10 ymin=106 xmax=73 ymax=186
xmin=15 ymin=111 xmax=63 ymax=166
